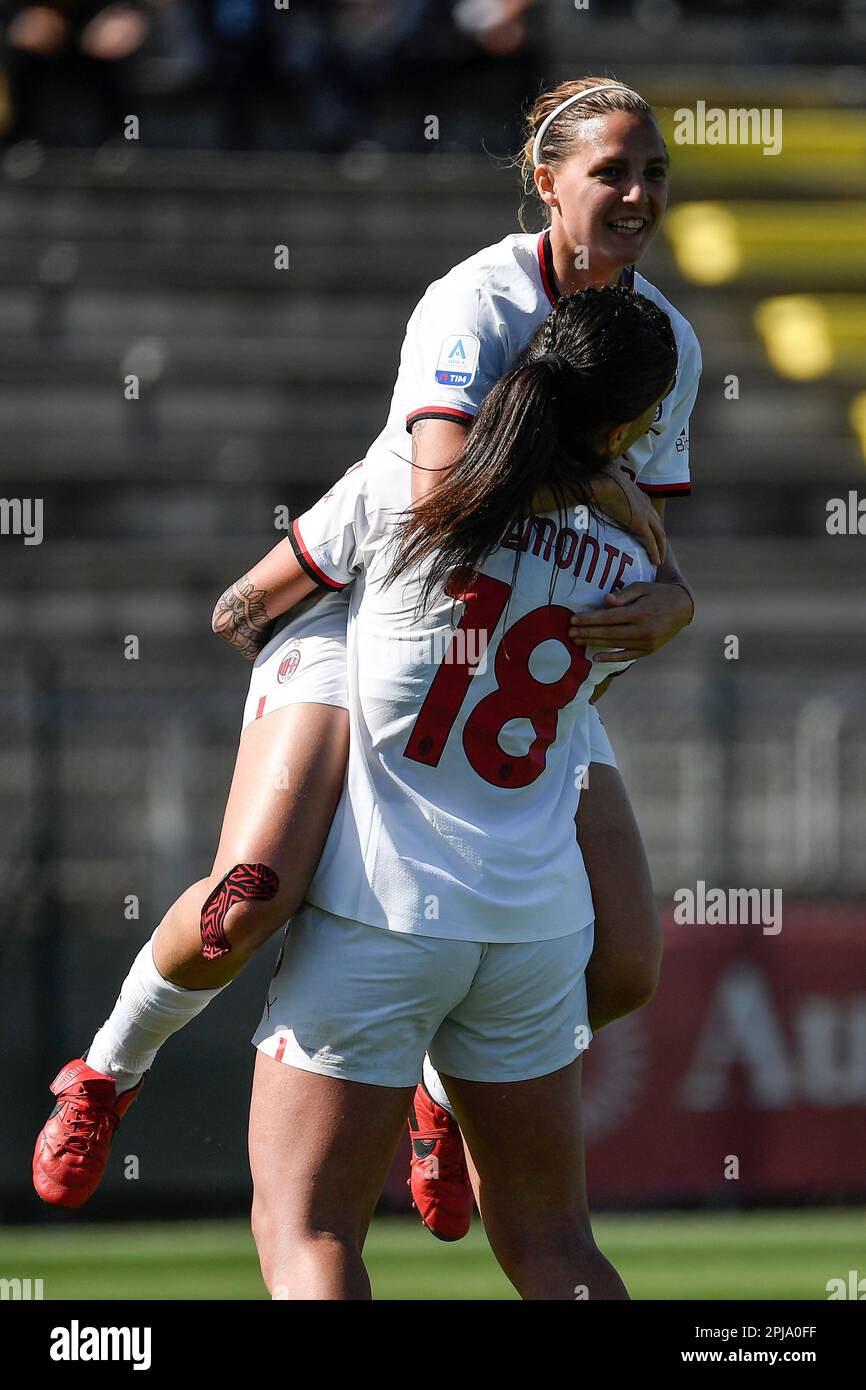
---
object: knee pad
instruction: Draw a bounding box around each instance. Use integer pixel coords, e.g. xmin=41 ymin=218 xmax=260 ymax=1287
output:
xmin=200 ymin=863 xmax=280 ymax=961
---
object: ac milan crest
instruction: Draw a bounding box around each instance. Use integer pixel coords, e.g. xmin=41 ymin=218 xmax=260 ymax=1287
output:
xmin=277 ymin=643 xmax=302 ymax=683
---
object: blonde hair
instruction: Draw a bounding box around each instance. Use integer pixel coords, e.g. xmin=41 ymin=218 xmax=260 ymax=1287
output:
xmin=516 ymin=77 xmax=657 ymax=230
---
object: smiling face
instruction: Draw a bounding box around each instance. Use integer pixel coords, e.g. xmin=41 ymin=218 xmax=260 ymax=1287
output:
xmin=535 ymin=111 xmax=669 ymax=284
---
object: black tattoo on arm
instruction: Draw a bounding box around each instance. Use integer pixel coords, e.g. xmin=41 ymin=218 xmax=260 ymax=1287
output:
xmin=410 ymin=417 xmax=463 ymax=474
xmin=211 ymin=574 xmax=276 ymax=659
xmin=410 ymin=417 xmax=431 ymax=471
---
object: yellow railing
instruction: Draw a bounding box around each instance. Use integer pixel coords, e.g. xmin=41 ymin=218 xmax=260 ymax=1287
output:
xmin=657 ymin=108 xmax=866 ymax=191
xmin=665 ymin=203 xmax=866 ymax=284
xmin=754 ymin=295 xmax=866 ymax=379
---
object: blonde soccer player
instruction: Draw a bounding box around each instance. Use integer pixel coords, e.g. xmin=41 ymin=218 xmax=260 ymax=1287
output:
xmin=33 ymin=80 xmax=699 ymax=1223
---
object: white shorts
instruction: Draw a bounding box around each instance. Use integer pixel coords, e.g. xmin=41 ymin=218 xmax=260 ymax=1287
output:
xmin=252 ymin=902 xmax=594 ymax=1088
xmin=240 ymin=588 xmax=350 ymax=731
xmin=240 ymin=586 xmax=618 ymax=768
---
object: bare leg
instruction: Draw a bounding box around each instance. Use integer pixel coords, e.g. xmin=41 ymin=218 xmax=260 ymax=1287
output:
xmin=465 ymin=1144 xmax=482 ymax=1211
xmin=37 ymin=704 xmax=351 ymax=1209
xmin=440 ymin=1059 xmax=627 ymax=1301
xmin=83 ymin=703 xmax=348 ymax=1092
xmin=577 ymin=763 xmax=663 ymax=1031
xmin=418 ymin=763 xmax=661 ymax=1128
xmin=248 ymin=1053 xmax=413 ymax=1300
xmin=153 ymin=703 xmax=348 ymax=988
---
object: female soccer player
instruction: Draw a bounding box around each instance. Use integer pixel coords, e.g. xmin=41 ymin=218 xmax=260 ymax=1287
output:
xmin=33 ymin=78 xmax=699 ymax=1218
xmin=247 ymin=285 xmax=679 ymax=1299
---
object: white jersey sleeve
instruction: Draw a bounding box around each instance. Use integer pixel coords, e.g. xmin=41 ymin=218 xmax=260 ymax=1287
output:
xmin=401 ymin=274 xmax=510 ymax=432
xmin=627 ymin=320 xmax=701 ymax=498
xmin=288 ymin=462 xmax=375 ymax=592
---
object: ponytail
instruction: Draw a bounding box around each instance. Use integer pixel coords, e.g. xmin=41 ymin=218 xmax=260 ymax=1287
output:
xmin=386 ymin=356 xmax=597 ymax=611
xmin=386 ymin=285 xmax=678 ymax=610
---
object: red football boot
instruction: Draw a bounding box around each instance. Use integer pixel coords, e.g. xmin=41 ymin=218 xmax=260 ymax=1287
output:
xmin=408 ymin=1084 xmax=473 ymax=1241
xmin=32 ymin=1059 xmax=143 ymax=1209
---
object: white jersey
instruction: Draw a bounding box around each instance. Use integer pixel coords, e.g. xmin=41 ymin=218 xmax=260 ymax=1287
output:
xmin=289 ymin=453 xmax=656 ymax=944
xmin=367 ymin=229 xmax=701 ymax=497
xmin=272 ymin=229 xmax=699 ymax=655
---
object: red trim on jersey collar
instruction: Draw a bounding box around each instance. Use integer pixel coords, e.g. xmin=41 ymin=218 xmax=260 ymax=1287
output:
xmin=535 ymin=229 xmax=636 ymax=302
xmin=536 ymin=230 xmax=559 ymax=306
xmin=289 ymin=519 xmax=347 ymax=591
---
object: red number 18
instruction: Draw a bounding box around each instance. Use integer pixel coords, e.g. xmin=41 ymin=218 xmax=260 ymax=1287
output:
xmin=403 ymin=569 xmax=591 ymax=789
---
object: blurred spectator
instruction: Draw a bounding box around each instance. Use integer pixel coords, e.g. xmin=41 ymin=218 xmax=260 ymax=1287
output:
xmin=191 ymin=0 xmax=536 ymax=152
xmin=453 ymin=0 xmax=531 ymax=56
xmin=2 ymin=0 xmax=154 ymax=145
xmin=192 ymin=0 xmax=444 ymax=152
xmin=0 ymin=0 xmax=538 ymax=151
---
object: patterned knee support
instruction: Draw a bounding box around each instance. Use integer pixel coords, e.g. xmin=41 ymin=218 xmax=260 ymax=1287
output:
xmin=200 ymin=863 xmax=280 ymax=961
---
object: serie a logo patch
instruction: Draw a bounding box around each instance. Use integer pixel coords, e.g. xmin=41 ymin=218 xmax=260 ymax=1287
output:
xmin=435 ymin=333 xmax=480 ymax=387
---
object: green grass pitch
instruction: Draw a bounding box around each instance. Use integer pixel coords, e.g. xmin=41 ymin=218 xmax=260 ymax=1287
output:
xmin=1 ymin=1209 xmax=861 ymax=1300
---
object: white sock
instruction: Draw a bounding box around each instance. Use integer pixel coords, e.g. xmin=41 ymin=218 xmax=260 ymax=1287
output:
xmin=422 ymin=1055 xmax=454 ymax=1116
xmin=86 ymin=930 xmax=228 ymax=1093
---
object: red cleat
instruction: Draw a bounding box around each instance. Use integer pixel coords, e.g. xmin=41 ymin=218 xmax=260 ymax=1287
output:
xmin=32 ymin=1059 xmax=143 ymax=1210
xmin=408 ymin=1084 xmax=473 ymax=1242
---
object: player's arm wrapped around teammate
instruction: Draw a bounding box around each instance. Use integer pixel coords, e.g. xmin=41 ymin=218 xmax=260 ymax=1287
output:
xmin=211 ymin=571 xmax=280 ymax=659
xmin=211 ymin=472 xmax=371 ymax=657
xmin=568 ymin=328 xmax=701 ymax=662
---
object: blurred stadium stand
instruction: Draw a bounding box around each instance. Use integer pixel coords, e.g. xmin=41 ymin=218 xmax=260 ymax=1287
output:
xmin=2 ymin=0 xmax=865 ymax=1218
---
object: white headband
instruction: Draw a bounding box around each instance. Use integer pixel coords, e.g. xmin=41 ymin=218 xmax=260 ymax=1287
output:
xmin=532 ymin=84 xmax=646 ymax=167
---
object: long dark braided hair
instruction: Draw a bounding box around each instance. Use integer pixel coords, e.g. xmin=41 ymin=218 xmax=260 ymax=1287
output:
xmin=386 ymin=285 xmax=678 ymax=610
